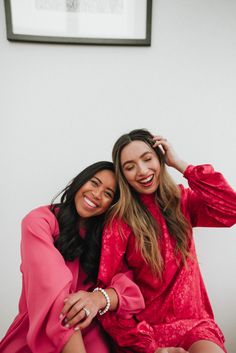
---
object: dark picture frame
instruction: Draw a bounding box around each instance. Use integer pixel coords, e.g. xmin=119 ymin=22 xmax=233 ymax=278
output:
xmin=4 ymin=0 xmax=152 ymax=46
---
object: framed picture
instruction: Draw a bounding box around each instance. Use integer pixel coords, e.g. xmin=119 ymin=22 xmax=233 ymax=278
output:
xmin=4 ymin=0 xmax=152 ymax=46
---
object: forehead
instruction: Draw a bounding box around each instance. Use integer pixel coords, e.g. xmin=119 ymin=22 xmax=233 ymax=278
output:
xmin=93 ymin=169 xmax=116 ymax=189
xmin=121 ymin=140 xmax=153 ymax=161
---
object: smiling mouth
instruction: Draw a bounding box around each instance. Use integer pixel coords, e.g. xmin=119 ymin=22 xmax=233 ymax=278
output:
xmin=138 ymin=175 xmax=154 ymax=185
xmin=83 ymin=196 xmax=98 ymax=208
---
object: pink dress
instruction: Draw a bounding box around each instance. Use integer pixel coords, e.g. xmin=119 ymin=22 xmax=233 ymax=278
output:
xmin=0 ymin=206 xmax=145 ymax=353
xmin=97 ymin=165 xmax=236 ymax=353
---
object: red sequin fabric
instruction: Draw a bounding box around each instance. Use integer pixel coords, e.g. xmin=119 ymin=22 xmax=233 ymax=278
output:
xmin=97 ymin=165 xmax=236 ymax=353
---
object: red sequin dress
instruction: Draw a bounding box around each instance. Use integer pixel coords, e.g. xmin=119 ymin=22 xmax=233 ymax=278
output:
xmin=97 ymin=165 xmax=236 ymax=353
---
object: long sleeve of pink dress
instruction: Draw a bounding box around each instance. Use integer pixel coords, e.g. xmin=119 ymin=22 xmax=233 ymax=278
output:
xmin=0 ymin=206 xmax=145 ymax=353
xmin=97 ymin=165 xmax=236 ymax=353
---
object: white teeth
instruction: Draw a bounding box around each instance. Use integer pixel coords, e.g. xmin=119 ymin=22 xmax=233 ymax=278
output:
xmin=139 ymin=175 xmax=153 ymax=184
xmin=84 ymin=196 xmax=97 ymax=208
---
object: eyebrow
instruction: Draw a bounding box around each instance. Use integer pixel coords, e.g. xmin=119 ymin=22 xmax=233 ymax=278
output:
xmin=92 ymin=176 xmax=115 ymax=194
xmin=122 ymin=151 xmax=152 ymax=168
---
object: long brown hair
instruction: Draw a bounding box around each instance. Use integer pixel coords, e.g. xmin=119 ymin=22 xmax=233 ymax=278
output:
xmin=110 ymin=129 xmax=190 ymax=276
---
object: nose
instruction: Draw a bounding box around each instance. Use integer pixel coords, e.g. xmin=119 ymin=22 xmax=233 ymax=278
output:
xmin=136 ymin=162 xmax=148 ymax=176
xmin=92 ymin=188 xmax=102 ymax=200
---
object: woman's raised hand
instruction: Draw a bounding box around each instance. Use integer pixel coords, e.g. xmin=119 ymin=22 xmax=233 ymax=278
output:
xmin=60 ymin=290 xmax=106 ymax=331
xmin=152 ymin=135 xmax=188 ymax=173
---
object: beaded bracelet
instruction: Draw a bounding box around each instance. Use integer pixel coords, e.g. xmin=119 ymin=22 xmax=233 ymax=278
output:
xmin=93 ymin=287 xmax=111 ymax=315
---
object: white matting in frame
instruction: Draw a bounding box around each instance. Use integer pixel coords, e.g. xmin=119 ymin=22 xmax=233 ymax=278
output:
xmin=4 ymin=0 xmax=152 ymax=45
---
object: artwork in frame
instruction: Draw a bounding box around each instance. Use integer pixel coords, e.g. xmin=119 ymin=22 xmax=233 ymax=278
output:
xmin=4 ymin=0 xmax=152 ymax=46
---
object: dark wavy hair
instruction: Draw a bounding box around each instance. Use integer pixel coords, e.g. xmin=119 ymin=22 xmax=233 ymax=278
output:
xmin=50 ymin=161 xmax=119 ymax=284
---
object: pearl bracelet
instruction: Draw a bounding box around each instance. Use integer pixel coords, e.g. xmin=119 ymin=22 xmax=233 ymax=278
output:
xmin=93 ymin=287 xmax=111 ymax=315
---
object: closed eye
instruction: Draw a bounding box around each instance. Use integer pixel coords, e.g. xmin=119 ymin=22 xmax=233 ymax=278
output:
xmin=144 ymin=157 xmax=152 ymax=162
xmin=124 ymin=164 xmax=134 ymax=171
xmin=104 ymin=191 xmax=113 ymax=199
xmin=90 ymin=179 xmax=99 ymax=186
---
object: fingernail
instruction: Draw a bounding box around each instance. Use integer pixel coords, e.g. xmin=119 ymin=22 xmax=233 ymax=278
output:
xmin=64 ymin=318 xmax=68 ymax=323
xmin=65 ymin=323 xmax=70 ymax=328
xmin=74 ymin=326 xmax=80 ymax=331
xmin=59 ymin=314 xmax=64 ymax=320
xmin=64 ymin=298 xmax=68 ymax=302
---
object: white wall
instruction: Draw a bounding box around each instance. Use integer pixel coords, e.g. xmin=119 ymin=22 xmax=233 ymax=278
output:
xmin=0 ymin=0 xmax=235 ymax=351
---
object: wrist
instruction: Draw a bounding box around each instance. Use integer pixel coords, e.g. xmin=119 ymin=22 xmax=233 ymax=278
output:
xmin=93 ymin=287 xmax=111 ymax=315
xmin=173 ymin=160 xmax=188 ymax=174
xmin=91 ymin=290 xmax=107 ymax=312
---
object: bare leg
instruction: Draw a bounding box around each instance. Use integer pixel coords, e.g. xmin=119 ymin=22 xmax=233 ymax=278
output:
xmin=62 ymin=331 xmax=87 ymax=353
xmin=189 ymin=340 xmax=225 ymax=353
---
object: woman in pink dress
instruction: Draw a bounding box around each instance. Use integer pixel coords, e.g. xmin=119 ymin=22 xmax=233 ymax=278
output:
xmin=96 ymin=129 xmax=236 ymax=353
xmin=0 ymin=161 xmax=145 ymax=353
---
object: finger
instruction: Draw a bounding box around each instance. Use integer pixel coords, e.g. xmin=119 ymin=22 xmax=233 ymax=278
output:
xmin=61 ymin=296 xmax=81 ymax=317
xmin=65 ymin=301 xmax=85 ymax=322
xmin=152 ymin=142 xmax=166 ymax=154
xmin=153 ymin=137 xmax=168 ymax=144
xmin=153 ymin=140 xmax=165 ymax=149
xmin=65 ymin=309 xmax=89 ymax=328
xmin=152 ymin=135 xmax=164 ymax=141
xmin=153 ymin=139 xmax=169 ymax=150
xmin=77 ymin=316 xmax=93 ymax=330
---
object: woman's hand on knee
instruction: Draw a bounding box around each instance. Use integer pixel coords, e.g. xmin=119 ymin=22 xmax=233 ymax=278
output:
xmin=60 ymin=290 xmax=103 ymax=330
xmin=155 ymin=348 xmax=189 ymax=353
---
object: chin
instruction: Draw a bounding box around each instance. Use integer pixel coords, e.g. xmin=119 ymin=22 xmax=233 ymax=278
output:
xmin=141 ymin=189 xmax=156 ymax=194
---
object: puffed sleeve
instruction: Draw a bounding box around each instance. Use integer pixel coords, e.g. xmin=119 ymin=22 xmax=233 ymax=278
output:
xmin=20 ymin=206 xmax=76 ymax=353
xmin=110 ymin=269 xmax=145 ymax=317
xmin=182 ymin=164 xmax=236 ymax=227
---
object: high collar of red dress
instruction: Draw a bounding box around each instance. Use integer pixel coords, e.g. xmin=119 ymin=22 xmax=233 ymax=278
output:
xmin=139 ymin=192 xmax=156 ymax=207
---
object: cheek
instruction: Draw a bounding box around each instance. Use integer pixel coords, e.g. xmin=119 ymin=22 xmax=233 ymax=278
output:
xmin=123 ymin=170 xmax=135 ymax=183
xmin=74 ymin=192 xmax=82 ymax=210
xmin=101 ymin=200 xmax=112 ymax=212
xmin=152 ymin=160 xmax=161 ymax=172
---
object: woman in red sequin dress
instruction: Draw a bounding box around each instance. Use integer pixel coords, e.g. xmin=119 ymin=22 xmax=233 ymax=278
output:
xmin=97 ymin=129 xmax=236 ymax=353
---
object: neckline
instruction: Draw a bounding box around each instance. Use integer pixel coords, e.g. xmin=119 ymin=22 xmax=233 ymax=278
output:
xmin=139 ymin=192 xmax=156 ymax=203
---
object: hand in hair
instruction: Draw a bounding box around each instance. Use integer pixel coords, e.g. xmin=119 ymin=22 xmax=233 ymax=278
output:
xmin=152 ymin=135 xmax=188 ymax=173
